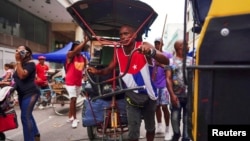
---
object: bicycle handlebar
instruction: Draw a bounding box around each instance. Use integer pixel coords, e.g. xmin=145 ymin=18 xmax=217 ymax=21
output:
xmin=85 ymin=47 xmax=146 ymax=101
xmin=85 ymin=47 xmax=141 ymax=85
xmin=91 ymin=85 xmax=145 ymax=101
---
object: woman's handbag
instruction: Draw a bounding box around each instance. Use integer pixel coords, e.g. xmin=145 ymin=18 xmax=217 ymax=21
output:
xmin=0 ymin=109 xmax=18 ymax=132
xmin=125 ymin=91 xmax=149 ymax=107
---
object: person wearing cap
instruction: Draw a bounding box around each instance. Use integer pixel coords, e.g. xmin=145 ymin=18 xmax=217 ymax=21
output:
xmin=152 ymin=37 xmax=173 ymax=141
xmin=35 ymin=56 xmax=49 ymax=88
xmin=35 ymin=56 xmax=50 ymax=109
xmin=65 ymin=34 xmax=89 ymax=128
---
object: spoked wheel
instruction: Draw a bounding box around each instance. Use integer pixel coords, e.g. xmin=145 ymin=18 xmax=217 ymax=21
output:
xmin=52 ymin=94 xmax=70 ymax=116
xmin=35 ymin=91 xmax=53 ymax=110
xmin=0 ymin=132 xmax=5 ymax=141
xmin=52 ymin=94 xmax=84 ymax=116
xmin=87 ymin=125 xmax=125 ymax=141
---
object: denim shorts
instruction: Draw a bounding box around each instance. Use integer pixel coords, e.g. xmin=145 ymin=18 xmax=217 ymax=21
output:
xmin=156 ymin=87 xmax=170 ymax=105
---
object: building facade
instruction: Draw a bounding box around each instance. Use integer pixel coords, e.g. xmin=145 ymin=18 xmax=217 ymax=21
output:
xmin=0 ymin=0 xmax=81 ymax=74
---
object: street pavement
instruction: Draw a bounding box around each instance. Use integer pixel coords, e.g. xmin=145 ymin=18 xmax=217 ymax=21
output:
xmin=3 ymin=105 xmax=170 ymax=141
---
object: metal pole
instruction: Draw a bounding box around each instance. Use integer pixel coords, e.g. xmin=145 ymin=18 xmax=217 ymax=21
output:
xmin=161 ymin=14 xmax=168 ymax=39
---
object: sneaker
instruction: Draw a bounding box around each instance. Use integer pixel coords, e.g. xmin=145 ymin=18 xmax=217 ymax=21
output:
xmin=66 ymin=117 xmax=74 ymax=123
xmin=38 ymin=105 xmax=45 ymax=110
xmin=155 ymin=126 xmax=164 ymax=134
xmin=72 ymin=119 xmax=79 ymax=128
xmin=164 ymin=132 xmax=172 ymax=141
xmin=47 ymin=103 xmax=54 ymax=108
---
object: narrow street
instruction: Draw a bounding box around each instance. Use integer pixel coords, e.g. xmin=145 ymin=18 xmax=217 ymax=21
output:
xmin=3 ymin=105 xmax=171 ymax=141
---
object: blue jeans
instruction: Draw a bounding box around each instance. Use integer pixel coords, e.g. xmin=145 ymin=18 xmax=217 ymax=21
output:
xmin=19 ymin=94 xmax=40 ymax=141
xmin=170 ymin=97 xmax=190 ymax=141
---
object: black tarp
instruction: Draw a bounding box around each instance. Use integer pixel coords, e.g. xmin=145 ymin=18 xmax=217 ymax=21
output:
xmin=66 ymin=0 xmax=158 ymax=40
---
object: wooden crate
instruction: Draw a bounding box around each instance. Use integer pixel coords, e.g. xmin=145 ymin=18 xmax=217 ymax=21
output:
xmin=51 ymin=83 xmax=67 ymax=95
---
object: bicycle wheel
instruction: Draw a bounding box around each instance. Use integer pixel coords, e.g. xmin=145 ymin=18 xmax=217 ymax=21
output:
xmin=52 ymin=94 xmax=70 ymax=116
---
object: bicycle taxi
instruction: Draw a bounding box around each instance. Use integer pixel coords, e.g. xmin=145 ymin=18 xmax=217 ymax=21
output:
xmin=66 ymin=0 xmax=158 ymax=140
xmin=32 ymin=45 xmax=86 ymax=115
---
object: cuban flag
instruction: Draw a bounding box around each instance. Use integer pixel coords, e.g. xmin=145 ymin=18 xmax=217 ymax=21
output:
xmin=116 ymin=42 xmax=157 ymax=100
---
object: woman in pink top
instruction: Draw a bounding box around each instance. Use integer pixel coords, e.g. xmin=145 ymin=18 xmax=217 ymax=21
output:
xmin=0 ymin=63 xmax=14 ymax=87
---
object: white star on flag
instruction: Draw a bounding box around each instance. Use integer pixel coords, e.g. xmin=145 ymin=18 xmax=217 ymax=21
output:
xmin=132 ymin=64 xmax=137 ymax=70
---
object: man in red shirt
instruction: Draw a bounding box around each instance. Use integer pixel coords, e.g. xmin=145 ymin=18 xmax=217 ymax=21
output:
xmin=65 ymin=35 xmax=89 ymax=128
xmin=35 ymin=56 xmax=51 ymax=109
xmin=35 ymin=56 xmax=49 ymax=87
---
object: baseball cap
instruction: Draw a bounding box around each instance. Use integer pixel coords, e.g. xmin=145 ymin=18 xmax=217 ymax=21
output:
xmin=154 ymin=37 xmax=163 ymax=42
xmin=70 ymin=41 xmax=81 ymax=51
xmin=38 ymin=56 xmax=46 ymax=60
